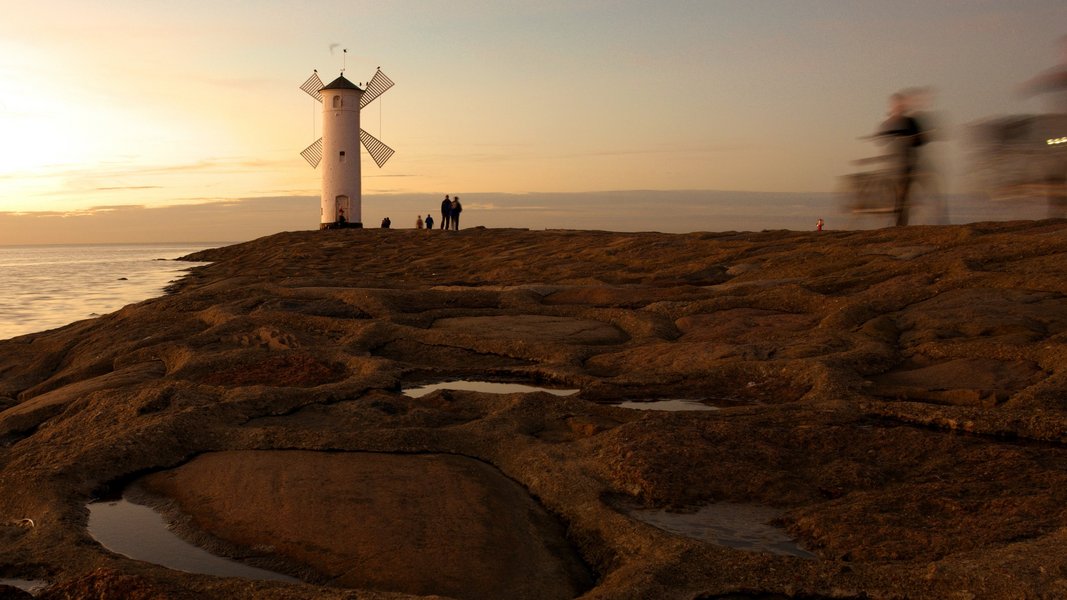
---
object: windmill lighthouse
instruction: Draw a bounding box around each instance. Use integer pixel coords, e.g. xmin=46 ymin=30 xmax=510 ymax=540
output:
xmin=299 ymin=66 xmax=395 ymax=229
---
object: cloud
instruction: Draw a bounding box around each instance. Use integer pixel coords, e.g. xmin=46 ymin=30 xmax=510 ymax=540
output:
xmin=94 ymin=185 xmax=162 ymax=192
xmin=0 ymin=196 xmax=318 ymax=245
xmin=465 ymin=203 xmax=554 ymax=211
xmin=6 ymin=188 xmax=1026 ymax=245
xmin=83 ymin=205 xmax=147 ymax=213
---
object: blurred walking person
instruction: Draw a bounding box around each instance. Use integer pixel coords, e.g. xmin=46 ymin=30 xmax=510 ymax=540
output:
xmin=450 ymin=196 xmax=463 ymax=230
xmin=877 ymin=92 xmax=925 ymax=226
xmin=903 ymin=86 xmax=948 ymax=224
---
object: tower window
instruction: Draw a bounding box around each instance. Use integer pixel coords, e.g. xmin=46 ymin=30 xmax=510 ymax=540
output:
xmin=332 ymin=95 xmax=342 ymax=108
xmin=339 ymin=151 xmax=346 ymax=162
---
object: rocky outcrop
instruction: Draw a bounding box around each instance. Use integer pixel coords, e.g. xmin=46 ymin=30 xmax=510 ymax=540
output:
xmin=0 ymin=222 xmax=1065 ymax=598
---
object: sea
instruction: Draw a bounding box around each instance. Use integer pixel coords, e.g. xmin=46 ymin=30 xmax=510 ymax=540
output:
xmin=0 ymin=243 xmax=221 ymax=341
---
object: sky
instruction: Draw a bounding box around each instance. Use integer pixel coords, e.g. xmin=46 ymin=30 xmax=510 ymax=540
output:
xmin=0 ymin=1 xmax=1065 ymax=242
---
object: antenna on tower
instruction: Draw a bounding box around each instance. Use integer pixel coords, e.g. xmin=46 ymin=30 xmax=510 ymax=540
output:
xmin=311 ymin=69 xmax=318 ymax=140
xmin=342 ymin=48 xmax=347 ymax=74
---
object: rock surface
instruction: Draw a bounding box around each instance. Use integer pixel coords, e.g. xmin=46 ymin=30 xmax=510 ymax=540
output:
xmin=0 ymin=222 xmax=1066 ymax=598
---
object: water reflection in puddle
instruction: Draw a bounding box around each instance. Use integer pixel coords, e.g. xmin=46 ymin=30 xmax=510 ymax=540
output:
xmin=626 ymin=503 xmax=816 ymax=559
xmin=0 ymin=578 xmax=49 ymax=593
xmin=87 ymin=498 xmax=299 ymax=583
xmin=403 ymin=380 xmax=579 ymax=398
xmin=614 ymin=399 xmax=719 ymax=411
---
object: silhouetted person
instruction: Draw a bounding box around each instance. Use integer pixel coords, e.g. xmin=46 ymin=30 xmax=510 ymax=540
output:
xmin=416 ymin=215 xmax=424 ymax=229
xmin=337 ymin=207 xmax=347 ymax=227
xmin=425 ymin=214 xmax=434 ymax=230
xmin=381 ymin=217 xmax=391 ymax=228
xmin=450 ymin=196 xmax=462 ymax=230
xmin=440 ymin=195 xmax=452 ymax=229
xmin=878 ymin=93 xmax=925 ymax=226
xmin=903 ymin=86 xmax=948 ymax=224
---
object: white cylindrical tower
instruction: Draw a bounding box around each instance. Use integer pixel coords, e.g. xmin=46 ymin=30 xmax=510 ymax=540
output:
xmin=320 ymin=74 xmax=364 ymax=228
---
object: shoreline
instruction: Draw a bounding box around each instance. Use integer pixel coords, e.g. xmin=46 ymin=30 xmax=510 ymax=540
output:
xmin=0 ymin=243 xmax=218 ymax=342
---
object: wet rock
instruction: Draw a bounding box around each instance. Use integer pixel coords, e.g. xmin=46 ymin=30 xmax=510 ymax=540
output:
xmin=137 ymin=451 xmax=594 ymax=600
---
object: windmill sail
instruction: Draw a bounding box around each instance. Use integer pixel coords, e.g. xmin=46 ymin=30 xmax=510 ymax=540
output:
xmin=360 ymin=69 xmax=394 ymax=108
xmin=301 ymin=138 xmax=323 ymax=168
xmin=360 ymin=129 xmax=395 ymax=167
xmin=300 ymin=72 xmax=324 ymax=102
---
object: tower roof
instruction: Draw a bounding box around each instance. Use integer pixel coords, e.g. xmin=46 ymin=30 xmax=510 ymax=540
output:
xmin=320 ymin=74 xmax=362 ymax=91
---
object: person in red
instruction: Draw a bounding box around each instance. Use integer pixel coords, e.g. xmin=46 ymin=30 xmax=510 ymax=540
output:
xmin=816 ymin=218 xmax=824 ymax=231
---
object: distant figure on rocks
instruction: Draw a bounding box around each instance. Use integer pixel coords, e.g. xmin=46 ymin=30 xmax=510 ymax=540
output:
xmin=441 ymin=195 xmax=452 ymax=230
xmin=416 ymin=215 xmax=424 ymax=229
xmin=381 ymin=217 xmax=391 ymax=228
xmin=425 ymin=214 xmax=434 ymax=230
xmin=451 ymin=196 xmax=463 ymax=230
xmin=816 ymin=218 xmax=824 ymax=231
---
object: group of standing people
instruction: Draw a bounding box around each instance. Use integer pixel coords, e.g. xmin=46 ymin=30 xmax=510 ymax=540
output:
xmin=384 ymin=194 xmax=465 ymax=230
xmin=434 ymin=195 xmax=462 ymax=230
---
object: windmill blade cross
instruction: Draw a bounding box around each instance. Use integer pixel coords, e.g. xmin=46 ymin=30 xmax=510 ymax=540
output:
xmin=301 ymin=138 xmax=323 ymax=168
xmin=300 ymin=72 xmax=324 ymax=102
xmin=360 ymin=69 xmax=394 ymax=109
xmin=360 ymin=129 xmax=395 ymax=167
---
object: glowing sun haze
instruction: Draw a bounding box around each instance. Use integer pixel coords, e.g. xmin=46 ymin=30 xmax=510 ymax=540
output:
xmin=0 ymin=1 xmax=1064 ymax=241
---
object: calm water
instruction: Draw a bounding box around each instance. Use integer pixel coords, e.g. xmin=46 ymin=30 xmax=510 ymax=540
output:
xmin=614 ymin=399 xmax=720 ymax=411
xmin=0 ymin=243 xmax=218 ymax=341
xmin=624 ymin=502 xmax=816 ymax=559
xmin=87 ymin=497 xmax=298 ymax=583
xmin=403 ymin=380 xmax=580 ymax=397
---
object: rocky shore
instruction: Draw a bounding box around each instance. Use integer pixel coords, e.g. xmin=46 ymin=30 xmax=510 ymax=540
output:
xmin=1 ymin=221 xmax=1066 ymax=599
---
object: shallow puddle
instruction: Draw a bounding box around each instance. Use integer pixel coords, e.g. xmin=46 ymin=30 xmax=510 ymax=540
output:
xmin=129 ymin=450 xmax=594 ymax=598
xmin=626 ymin=503 xmax=816 ymax=559
xmin=613 ymin=399 xmax=719 ymax=411
xmin=403 ymin=380 xmax=579 ymax=398
xmin=0 ymin=578 xmax=49 ymax=593
xmin=87 ymin=498 xmax=299 ymax=583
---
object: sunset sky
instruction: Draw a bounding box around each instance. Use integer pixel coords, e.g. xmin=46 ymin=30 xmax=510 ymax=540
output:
xmin=1 ymin=1 xmax=1065 ymax=241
